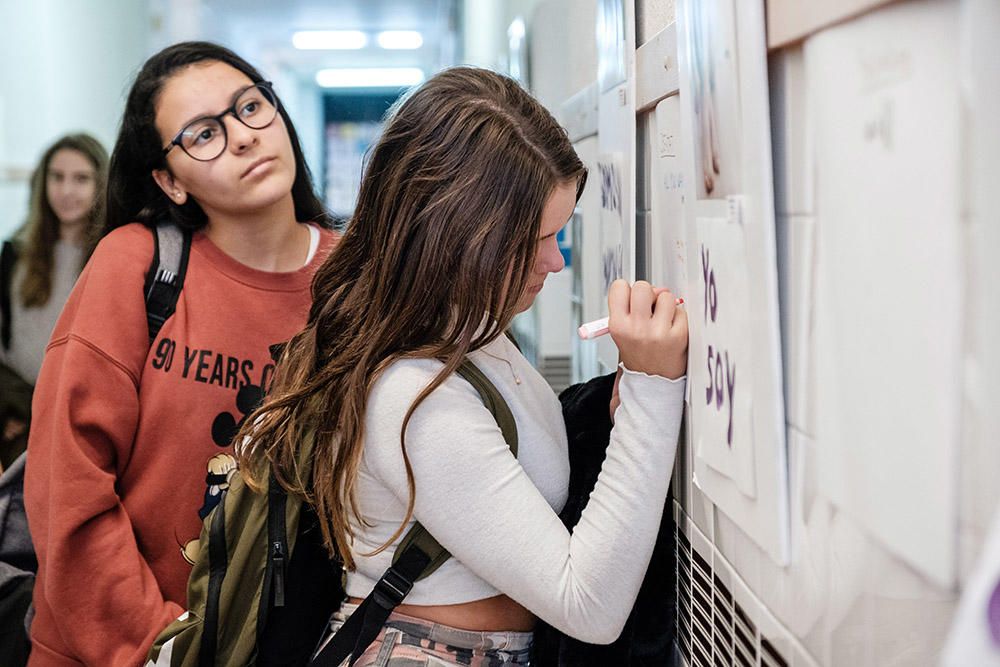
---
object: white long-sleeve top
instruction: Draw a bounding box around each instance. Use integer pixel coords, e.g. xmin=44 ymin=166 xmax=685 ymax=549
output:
xmin=345 ymin=333 xmax=686 ymax=644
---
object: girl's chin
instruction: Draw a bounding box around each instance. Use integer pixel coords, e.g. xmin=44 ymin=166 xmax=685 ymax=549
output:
xmin=56 ymin=214 xmax=88 ymax=228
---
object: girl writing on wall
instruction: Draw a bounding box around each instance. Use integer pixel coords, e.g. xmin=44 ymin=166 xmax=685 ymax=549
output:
xmin=240 ymin=67 xmax=688 ymax=666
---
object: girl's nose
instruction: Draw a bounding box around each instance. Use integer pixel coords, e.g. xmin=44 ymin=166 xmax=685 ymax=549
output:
xmin=225 ymin=115 xmax=258 ymax=153
xmin=542 ymin=237 xmax=565 ymax=274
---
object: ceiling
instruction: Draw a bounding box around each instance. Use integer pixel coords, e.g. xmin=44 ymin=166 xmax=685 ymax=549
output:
xmin=197 ymin=0 xmax=460 ymax=83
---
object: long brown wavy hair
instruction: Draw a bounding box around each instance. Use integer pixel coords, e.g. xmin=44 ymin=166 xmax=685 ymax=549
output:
xmin=237 ymin=67 xmax=586 ymax=568
xmin=17 ymin=133 xmax=108 ymax=307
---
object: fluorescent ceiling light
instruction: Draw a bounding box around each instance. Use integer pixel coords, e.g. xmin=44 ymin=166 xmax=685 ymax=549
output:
xmin=293 ymin=30 xmax=367 ymax=50
xmin=315 ymin=67 xmax=425 ymax=88
xmin=376 ymin=30 xmax=424 ymax=50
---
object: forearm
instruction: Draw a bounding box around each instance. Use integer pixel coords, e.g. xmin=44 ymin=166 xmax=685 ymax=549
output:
xmin=25 ymin=340 xmax=182 ymax=664
xmin=509 ymin=369 xmax=684 ymax=641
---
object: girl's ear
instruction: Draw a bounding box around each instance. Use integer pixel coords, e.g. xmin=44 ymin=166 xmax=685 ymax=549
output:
xmin=152 ymin=168 xmax=188 ymax=205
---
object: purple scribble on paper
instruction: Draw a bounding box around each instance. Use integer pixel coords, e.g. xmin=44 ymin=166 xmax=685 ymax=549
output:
xmin=988 ymin=579 xmax=1000 ymax=645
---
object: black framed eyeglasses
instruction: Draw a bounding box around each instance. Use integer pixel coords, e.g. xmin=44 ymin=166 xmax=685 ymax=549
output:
xmin=162 ymin=81 xmax=280 ymax=162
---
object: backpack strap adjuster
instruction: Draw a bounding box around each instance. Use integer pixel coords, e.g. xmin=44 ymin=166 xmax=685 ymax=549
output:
xmin=372 ymin=566 xmax=414 ymax=610
xmin=144 ymin=222 xmax=191 ymax=344
xmin=154 ymin=267 xmax=178 ymax=287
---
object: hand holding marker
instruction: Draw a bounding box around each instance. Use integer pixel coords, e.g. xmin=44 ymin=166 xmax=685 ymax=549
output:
xmin=578 ymin=297 xmax=684 ymax=339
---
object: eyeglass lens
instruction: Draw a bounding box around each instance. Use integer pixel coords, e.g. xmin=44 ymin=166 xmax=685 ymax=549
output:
xmin=178 ymin=84 xmax=278 ymax=160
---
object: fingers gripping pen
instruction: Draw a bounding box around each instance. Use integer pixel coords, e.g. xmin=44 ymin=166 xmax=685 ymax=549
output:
xmin=577 ymin=297 xmax=684 ymax=340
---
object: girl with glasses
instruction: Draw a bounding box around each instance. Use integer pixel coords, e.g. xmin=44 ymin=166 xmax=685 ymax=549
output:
xmin=24 ymin=42 xmax=338 ymax=666
xmin=239 ymin=67 xmax=688 ymax=666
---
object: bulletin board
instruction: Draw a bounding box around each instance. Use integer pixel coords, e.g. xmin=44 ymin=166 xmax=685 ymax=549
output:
xmin=809 ymin=0 xmax=962 ymax=586
xmin=595 ymin=0 xmax=637 ymax=374
xmin=676 ymin=0 xmax=790 ymax=564
xmin=649 ymin=96 xmax=687 ymax=294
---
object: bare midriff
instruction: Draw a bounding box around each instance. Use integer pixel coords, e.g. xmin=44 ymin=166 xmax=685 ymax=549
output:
xmin=347 ymin=593 xmax=536 ymax=632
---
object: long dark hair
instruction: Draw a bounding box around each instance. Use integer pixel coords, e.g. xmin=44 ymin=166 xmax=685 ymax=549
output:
xmin=104 ymin=41 xmax=330 ymax=234
xmin=18 ymin=133 xmax=108 ymax=307
xmin=237 ymin=67 xmax=587 ymax=567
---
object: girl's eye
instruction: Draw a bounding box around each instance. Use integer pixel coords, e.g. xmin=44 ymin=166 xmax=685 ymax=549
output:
xmin=240 ymin=100 xmax=259 ymax=117
xmin=186 ymin=123 xmax=220 ymax=147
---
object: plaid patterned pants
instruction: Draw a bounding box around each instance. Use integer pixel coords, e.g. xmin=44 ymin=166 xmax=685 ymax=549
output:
xmin=326 ymin=602 xmax=533 ymax=666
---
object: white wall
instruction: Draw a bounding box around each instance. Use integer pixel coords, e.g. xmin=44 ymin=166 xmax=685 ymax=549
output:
xmin=465 ymin=0 xmax=597 ymax=368
xmin=531 ymin=0 xmax=1000 ymax=664
xmin=669 ymin=0 xmax=994 ymax=664
xmin=0 ymin=0 xmax=332 ymax=243
xmin=0 ymin=0 xmax=150 ymax=239
xmin=527 ymin=0 xmax=599 ymax=363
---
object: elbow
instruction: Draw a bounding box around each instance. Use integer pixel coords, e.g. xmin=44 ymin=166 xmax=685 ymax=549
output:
xmin=563 ymin=606 xmax=630 ymax=645
xmin=546 ymin=565 xmax=642 ymax=644
xmin=573 ymin=620 xmax=627 ymax=645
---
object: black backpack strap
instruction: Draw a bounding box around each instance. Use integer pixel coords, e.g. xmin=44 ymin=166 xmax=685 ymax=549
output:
xmin=144 ymin=222 xmax=191 ymax=344
xmin=310 ymin=539 xmax=432 ymax=667
xmin=1 ymin=240 xmax=19 ymax=351
xmin=257 ymin=473 xmax=289 ymax=638
xmin=200 ymin=487 xmax=229 ymax=665
xmin=310 ymin=359 xmax=518 ymax=666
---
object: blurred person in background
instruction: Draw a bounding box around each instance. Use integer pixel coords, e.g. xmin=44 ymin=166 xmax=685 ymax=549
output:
xmin=0 ymin=133 xmax=107 ymax=667
xmin=1 ymin=133 xmax=107 ymax=467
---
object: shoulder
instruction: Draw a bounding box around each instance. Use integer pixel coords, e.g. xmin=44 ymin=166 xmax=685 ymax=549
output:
xmin=75 ymin=223 xmax=154 ymax=308
xmin=369 ymin=357 xmax=446 ymax=410
xmin=1 ymin=238 xmax=18 ymax=279
xmin=47 ymin=223 xmax=153 ymax=362
xmin=363 ymin=357 xmax=509 ymax=480
xmin=90 ymin=223 xmax=156 ymax=273
xmin=2 ymin=237 xmax=24 ymax=280
xmin=367 ymin=358 xmax=489 ymax=424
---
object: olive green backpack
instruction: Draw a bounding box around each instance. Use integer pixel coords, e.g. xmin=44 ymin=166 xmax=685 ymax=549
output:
xmin=148 ymin=360 xmax=518 ymax=667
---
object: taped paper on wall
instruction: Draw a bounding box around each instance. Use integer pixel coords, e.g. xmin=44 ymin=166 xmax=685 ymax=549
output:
xmin=693 ymin=215 xmax=756 ymax=498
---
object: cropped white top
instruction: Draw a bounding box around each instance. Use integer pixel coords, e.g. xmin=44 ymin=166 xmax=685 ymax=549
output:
xmin=345 ymin=333 xmax=685 ymax=643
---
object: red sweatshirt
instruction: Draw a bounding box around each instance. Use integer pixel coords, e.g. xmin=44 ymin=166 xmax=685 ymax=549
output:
xmin=24 ymin=222 xmax=337 ymax=667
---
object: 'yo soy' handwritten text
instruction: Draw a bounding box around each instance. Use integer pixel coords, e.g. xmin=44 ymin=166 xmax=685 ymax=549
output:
xmin=701 ymin=244 xmax=736 ymax=446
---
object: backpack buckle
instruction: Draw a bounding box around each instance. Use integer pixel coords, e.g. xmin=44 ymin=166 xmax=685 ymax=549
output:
xmin=156 ymin=267 xmax=178 ymax=285
xmin=372 ymin=566 xmax=413 ymax=610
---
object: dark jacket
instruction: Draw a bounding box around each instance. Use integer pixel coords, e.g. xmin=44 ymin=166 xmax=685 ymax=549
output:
xmin=533 ymin=372 xmax=677 ymax=666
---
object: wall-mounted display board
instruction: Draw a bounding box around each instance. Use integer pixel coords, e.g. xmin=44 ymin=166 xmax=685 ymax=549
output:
xmin=676 ymin=0 xmax=790 ymax=564
xmin=595 ymin=0 xmax=637 ymax=373
xmin=649 ymin=96 xmax=687 ymax=295
xmin=809 ymin=0 xmax=962 ymax=587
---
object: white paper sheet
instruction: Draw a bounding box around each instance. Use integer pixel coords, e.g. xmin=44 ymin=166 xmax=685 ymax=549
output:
xmin=692 ymin=215 xmax=757 ymax=498
xmin=809 ymin=0 xmax=961 ymax=586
